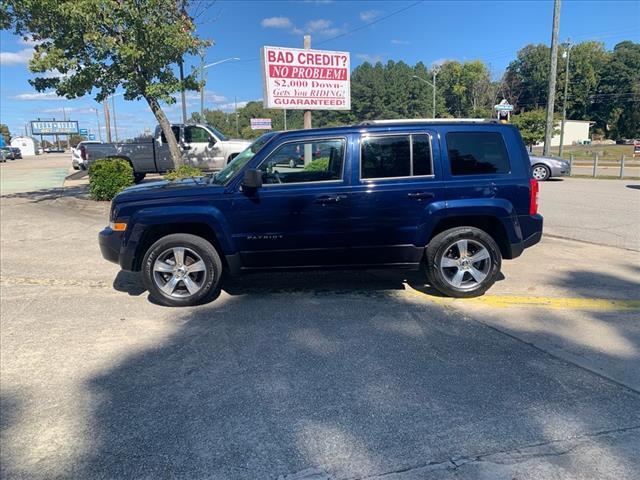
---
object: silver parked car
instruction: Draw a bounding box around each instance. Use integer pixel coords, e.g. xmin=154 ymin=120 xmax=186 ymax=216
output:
xmin=529 ymin=155 xmax=571 ymax=181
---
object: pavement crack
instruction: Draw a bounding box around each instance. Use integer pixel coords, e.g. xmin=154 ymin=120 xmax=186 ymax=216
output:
xmin=359 ymin=425 xmax=640 ymax=479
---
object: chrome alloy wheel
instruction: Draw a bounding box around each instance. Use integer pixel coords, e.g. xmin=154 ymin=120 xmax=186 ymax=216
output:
xmin=439 ymin=239 xmax=491 ymax=291
xmin=153 ymin=247 xmax=207 ymax=298
xmin=532 ymin=165 xmax=549 ymax=180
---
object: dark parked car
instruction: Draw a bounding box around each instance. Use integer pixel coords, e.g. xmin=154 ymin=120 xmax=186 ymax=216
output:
xmin=1 ymin=147 xmax=19 ymax=160
xmin=100 ymin=119 xmax=543 ymax=307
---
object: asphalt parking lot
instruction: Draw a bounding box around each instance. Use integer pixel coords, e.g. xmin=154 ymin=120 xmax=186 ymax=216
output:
xmin=1 ymin=155 xmax=639 ymax=479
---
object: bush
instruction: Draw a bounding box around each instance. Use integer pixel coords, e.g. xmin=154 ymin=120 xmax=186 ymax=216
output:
xmin=164 ymin=164 xmax=204 ymax=180
xmin=303 ymin=157 xmax=329 ymax=172
xmin=88 ymin=158 xmax=134 ymax=201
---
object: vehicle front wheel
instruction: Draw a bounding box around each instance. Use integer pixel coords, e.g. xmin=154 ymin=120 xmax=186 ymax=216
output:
xmin=142 ymin=233 xmax=223 ymax=307
xmin=531 ymin=164 xmax=551 ymax=181
xmin=425 ymin=227 xmax=502 ymax=298
xmin=133 ymin=172 xmax=146 ymax=184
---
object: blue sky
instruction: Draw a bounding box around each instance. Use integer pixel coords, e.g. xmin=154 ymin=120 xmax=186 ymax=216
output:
xmin=1 ymin=0 xmax=638 ymax=140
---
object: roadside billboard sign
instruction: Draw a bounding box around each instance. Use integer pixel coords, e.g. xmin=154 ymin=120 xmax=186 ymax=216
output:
xmin=30 ymin=120 xmax=79 ymax=135
xmin=250 ymin=118 xmax=272 ymax=130
xmin=261 ymin=46 xmax=350 ymax=110
xmin=79 ymin=128 xmax=88 ymax=135
xmin=88 ymin=134 xmax=96 ymax=140
xmin=494 ymin=99 xmax=514 ymax=111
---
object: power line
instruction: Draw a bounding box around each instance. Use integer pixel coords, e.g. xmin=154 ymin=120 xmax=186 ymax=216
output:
xmin=316 ymin=1 xmax=425 ymax=47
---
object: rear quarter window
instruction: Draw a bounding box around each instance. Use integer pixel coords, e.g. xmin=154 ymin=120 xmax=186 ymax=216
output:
xmin=446 ymin=132 xmax=510 ymax=176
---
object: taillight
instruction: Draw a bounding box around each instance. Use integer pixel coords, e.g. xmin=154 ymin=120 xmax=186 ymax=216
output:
xmin=529 ymin=178 xmax=539 ymax=215
xmin=80 ymin=145 xmax=87 ymax=161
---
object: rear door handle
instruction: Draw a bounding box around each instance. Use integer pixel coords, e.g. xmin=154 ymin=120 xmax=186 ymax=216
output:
xmin=314 ymin=194 xmax=347 ymax=204
xmin=407 ymin=191 xmax=435 ymax=200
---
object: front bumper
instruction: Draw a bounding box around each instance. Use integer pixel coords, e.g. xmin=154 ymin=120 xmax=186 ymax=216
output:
xmin=99 ymin=227 xmax=122 ymax=265
xmin=550 ymin=163 xmax=571 ymax=177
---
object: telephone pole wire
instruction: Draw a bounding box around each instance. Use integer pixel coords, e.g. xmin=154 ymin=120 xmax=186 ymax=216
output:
xmin=543 ymin=0 xmax=561 ymax=157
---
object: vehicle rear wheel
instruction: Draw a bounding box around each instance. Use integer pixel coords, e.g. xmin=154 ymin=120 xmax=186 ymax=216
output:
xmin=531 ymin=164 xmax=551 ymax=181
xmin=425 ymin=227 xmax=502 ymax=298
xmin=133 ymin=172 xmax=146 ymax=184
xmin=142 ymin=233 xmax=222 ymax=307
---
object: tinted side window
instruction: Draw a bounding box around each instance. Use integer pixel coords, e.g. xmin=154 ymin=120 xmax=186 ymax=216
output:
xmin=413 ymin=134 xmax=433 ymax=176
xmin=184 ymin=126 xmax=211 ymax=143
xmin=447 ymin=132 xmax=510 ymax=175
xmin=161 ymin=126 xmax=181 ymax=144
xmin=259 ymin=138 xmax=345 ymax=184
xmin=362 ymin=136 xmax=410 ymax=178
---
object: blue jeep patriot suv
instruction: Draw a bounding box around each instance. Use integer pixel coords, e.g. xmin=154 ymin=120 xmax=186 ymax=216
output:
xmin=99 ymin=119 xmax=543 ymax=307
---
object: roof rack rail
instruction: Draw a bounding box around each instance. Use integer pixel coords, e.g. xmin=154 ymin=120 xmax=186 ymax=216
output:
xmin=357 ymin=118 xmax=499 ymax=126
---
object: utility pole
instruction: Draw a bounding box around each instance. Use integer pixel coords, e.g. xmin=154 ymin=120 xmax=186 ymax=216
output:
xmin=559 ymin=38 xmax=572 ymax=158
xmin=303 ymin=35 xmax=312 ymax=130
xmin=94 ymin=108 xmax=103 ymax=142
xmin=111 ymin=95 xmax=119 ymax=142
xmin=103 ymin=100 xmax=112 ymax=143
xmin=543 ymin=0 xmax=561 ymax=157
xmin=432 ymin=67 xmax=439 ymax=118
xmin=200 ymin=50 xmax=205 ymax=121
xmin=283 ymin=109 xmax=287 ymax=131
xmin=63 ymin=107 xmax=70 ymax=149
xmin=234 ymin=96 xmax=239 ymax=137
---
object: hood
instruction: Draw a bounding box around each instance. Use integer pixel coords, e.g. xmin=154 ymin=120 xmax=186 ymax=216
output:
xmin=114 ymin=177 xmax=224 ymax=203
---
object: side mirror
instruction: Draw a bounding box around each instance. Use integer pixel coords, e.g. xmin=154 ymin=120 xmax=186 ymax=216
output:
xmin=242 ymin=169 xmax=262 ymax=190
xmin=208 ymin=137 xmax=217 ymax=147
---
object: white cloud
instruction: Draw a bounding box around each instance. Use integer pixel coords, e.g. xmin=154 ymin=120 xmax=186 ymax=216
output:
xmin=391 ymin=39 xmax=410 ymax=45
xmin=356 ymin=53 xmax=385 ymax=64
xmin=431 ymin=58 xmax=453 ymax=67
xmin=359 ymin=10 xmax=382 ymax=22
xmin=261 ymin=16 xmax=293 ymax=28
xmin=306 ymin=19 xmax=332 ymax=32
xmin=18 ymin=37 xmax=43 ymax=47
xmin=42 ymin=107 xmax=95 ymax=114
xmin=0 ymin=48 xmax=34 ymax=66
xmin=13 ymin=92 xmax=65 ymax=101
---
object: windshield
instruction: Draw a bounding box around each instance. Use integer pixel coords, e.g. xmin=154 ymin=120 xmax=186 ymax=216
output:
xmin=211 ymin=132 xmax=277 ymax=185
xmin=206 ymin=125 xmax=228 ymax=141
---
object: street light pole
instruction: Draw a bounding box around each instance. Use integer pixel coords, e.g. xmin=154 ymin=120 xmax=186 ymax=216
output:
xmin=94 ymin=108 xmax=102 ymax=142
xmin=559 ymin=39 xmax=572 ymax=158
xmin=412 ymin=73 xmax=438 ymax=118
xmin=199 ymin=57 xmax=241 ymax=120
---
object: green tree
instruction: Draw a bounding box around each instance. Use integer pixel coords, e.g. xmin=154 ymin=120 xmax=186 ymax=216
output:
xmin=68 ymin=134 xmax=86 ymax=147
xmin=593 ymin=41 xmax=640 ymax=138
xmin=4 ymin=0 xmax=209 ymax=166
xmin=0 ymin=124 xmax=10 ymax=144
xmin=511 ymin=109 xmax=548 ymax=148
xmin=504 ymin=44 xmax=551 ymax=111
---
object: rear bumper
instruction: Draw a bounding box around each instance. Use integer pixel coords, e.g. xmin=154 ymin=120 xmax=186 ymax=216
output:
xmin=508 ymin=214 xmax=543 ymax=259
xmin=99 ymin=227 xmax=123 ymax=265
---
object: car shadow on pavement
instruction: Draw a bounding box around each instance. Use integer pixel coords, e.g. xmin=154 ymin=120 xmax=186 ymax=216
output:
xmin=5 ymin=273 xmax=630 ymax=478
xmin=112 ymin=268 xmax=447 ymax=301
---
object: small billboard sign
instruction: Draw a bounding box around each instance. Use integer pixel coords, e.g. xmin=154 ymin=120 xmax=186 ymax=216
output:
xmin=250 ymin=118 xmax=272 ymax=130
xmin=261 ymin=46 xmax=351 ymax=110
xmin=79 ymin=128 xmax=88 ymax=135
xmin=30 ymin=120 xmax=79 ymax=135
xmin=88 ymin=134 xmax=96 ymax=140
xmin=494 ymin=99 xmax=514 ymax=112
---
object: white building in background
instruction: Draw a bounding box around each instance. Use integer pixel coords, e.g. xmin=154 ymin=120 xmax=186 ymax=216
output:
xmin=536 ymin=120 xmax=592 ymax=147
xmin=10 ymin=137 xmax=39 ymax=156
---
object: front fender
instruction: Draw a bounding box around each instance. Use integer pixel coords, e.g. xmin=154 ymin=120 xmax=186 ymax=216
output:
xmin=120 ymin=205 xmax=234 ymax=270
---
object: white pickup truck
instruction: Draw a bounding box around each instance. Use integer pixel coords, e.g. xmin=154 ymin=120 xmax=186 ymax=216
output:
xmin=81 ymin=123 xmax=251 ymax=182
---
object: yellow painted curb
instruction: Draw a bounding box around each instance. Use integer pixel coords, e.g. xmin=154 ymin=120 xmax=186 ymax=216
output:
xmin=405 ymin=285 xmax=640 ymax=311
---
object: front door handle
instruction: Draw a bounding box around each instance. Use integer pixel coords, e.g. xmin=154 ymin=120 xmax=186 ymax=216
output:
xmin=407 ymin=191 xmax=435 ymax=200
xmin=314 ymin=194 xmax=347 ymax=204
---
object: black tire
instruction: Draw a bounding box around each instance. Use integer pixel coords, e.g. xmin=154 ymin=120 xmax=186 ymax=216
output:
xmin=133 ymin=172 xmax=146 ymax=184
xmin=142 ymin=233 xmax=223 ymax=307
xmin=531 ymin=163 xmax=551 ymax=181
xmin=425 ymin=227 xmax=502 ymax=298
